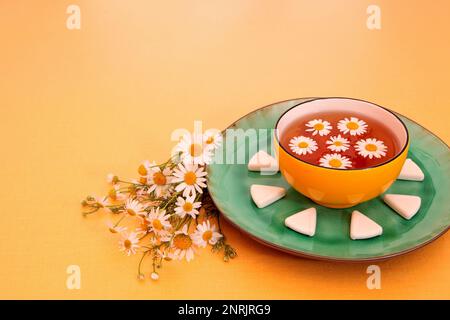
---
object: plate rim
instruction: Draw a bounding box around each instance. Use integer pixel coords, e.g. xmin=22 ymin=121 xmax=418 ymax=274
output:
xmin=208 ymin=97 xmax=450 ymax=262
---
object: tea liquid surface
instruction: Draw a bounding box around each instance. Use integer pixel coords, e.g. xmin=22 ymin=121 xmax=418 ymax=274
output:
xmin=280 ymin=111 xmax=400 ymax=169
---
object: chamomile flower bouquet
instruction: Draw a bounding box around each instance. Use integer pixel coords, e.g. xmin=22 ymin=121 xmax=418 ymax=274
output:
xmin=81 ymin=131 xmax=236 ymax=281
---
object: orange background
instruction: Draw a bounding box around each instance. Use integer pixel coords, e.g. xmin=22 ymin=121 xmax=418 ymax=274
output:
xmin=0 ymin=0 xmax=449 ymax=299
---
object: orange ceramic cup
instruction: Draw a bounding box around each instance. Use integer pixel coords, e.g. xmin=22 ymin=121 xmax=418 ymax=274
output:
xmin=274 ymin=98 xmax=409 ymax=208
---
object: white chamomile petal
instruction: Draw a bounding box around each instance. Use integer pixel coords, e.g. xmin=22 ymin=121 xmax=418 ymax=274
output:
xmin=147 ymin=207 xmax=171 ymax=235
xmin=118 ymin=232 xmax=140 ymax=256
xmin=172 ymin=163 xmax=207 ymax=198
xmin=176 ymin=133 xmax=213 ymax=165
xmin=355 ymin=138 xmax=387 ymax=159
xmin=305 ymin=119 xmax=332 ymax=136
xmin=288 ymin=136 xmax=318 ymax=156
xmin=147 ymin=166 xmax=172 ymax=197
xmin=192 ymin=220 xmax=223 ymax=247
xmin=203 ymin=129 xmax=223 ymax=150
xmin=125 ymin=199 xmax=146 ymax=216
xmin=171 ymin=227 xmax=196 ymax=262
xmin=175 ymin=195 xmax=201 ymax=218
xmin=326 ymin=134 xmax=350 ymax=152
xmin=319 ymin=153 xmax=352 ymax=169
xmin=337 ymin=117 xmax=368 ymax=136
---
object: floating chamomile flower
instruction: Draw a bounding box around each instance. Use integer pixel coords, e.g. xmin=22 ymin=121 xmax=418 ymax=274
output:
xmin=326 ymin=134 xmax=350 ymax=152
xmin=305 ymin=119 xmax=332 ymax=136
xmin=118 ymin=232 xmax=140 ymax=256
xmin=319 ymin=153 xmax=352 ymax=169
xmin=203 ymin=129 xmax=223 ymax=150
xmin=171 ymin=225 xmax=195 ymax=262
xmin=172 ymin=163 xmax=207 ymax=197
xmin=147 ymin=165 xmax=173 ymax=198
xmin=125 ymin=199 xmax=146 ymax=217
xmin=289 ymin=136 xmax=318 ymax=156
xmin=337 ymin=117 xmax=368 ymax=136
xmin=192 ymin=220 xmax=223 ymax=248
xmin=176 ymin=133 xmax=213 ymax=165
xmin=147 ymin=207 xmax=172 ymax=236
xmin=174 ymin=195 xmax=202 ymax=219
xmin=355 ymin=138 xmax=387 ymax=159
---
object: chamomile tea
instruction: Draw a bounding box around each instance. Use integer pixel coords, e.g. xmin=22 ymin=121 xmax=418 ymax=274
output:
xmin=280 ymin=111 xmax=400 ymax=169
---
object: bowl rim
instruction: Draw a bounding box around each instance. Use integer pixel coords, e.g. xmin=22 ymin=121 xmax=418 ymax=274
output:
xmin=274 ymin=97 xmax=410 ymax=171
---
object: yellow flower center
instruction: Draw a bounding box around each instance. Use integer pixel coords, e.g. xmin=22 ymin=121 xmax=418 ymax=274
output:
xmin=365 ymin=144 xmax=378 ymax=152
xmin=184 ymin=171 xmax=197 ymax=185
xmin=139 ymin=176 xmax=147 ymax=184
xmin=173 ymin=234 xmax=192 ymax=250
xmin=108 ymin=189 xmax=117 ymax=200
xmin=298 ymin=141 xmax=309 ymax=148
xmin=334 ymin=141 xmax=343 ymax=146
xmin=314 ymin=123 xmax=324 ymax=131
xmin=153 ymin=172 xmax=167 ymax=185
xmin=124 ymin=239 xmax=132 ymax=249
xmin=152 ymin=219 xmax=163 ymax=231
xmin=138 ymin=164 xmax=148 ymax=176
xmin=346 ymin=122 xmax=359 ymax=130
xmin=127 ymin=208 xmax=136 ymax=216
xmin=202 ymin=230 xmax=213 ymax=242
xmin=183 ymin=202 xmax=193 ymax=212
xmin=329 ymin=159 xmax=342 ymax=168
xmin=189 ymin=143 xmax=203 ymax=157
xmin=205 ymin=136 xmax=214 ymax=144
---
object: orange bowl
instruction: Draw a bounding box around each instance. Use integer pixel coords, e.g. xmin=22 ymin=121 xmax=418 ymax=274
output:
xmin=274 ymin=98 xmax=409 ymax=208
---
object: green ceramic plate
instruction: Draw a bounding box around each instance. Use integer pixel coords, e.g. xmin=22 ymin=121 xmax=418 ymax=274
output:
xmin=207 ymin=98 xmax=450 ymax=261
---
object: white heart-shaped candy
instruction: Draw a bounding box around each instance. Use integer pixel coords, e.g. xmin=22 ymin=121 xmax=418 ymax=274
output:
xmin=250 ymin=184 xmax=286 ymax=209
xmin=397 ymin=159 xmax=424 ymax=181
xmin=285 ymin=207 xmax=317 ymax=237
xmin=383 ymin=194 xmax=421 ymax=220
xmin=248 ymin=150 xmax=279 ymax=172
xmin=350 ymin=210 xmax=383 ymax=240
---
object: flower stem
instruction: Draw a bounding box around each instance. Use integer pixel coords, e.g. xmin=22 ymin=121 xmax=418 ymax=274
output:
xmin=137 ymin=250 xmax=149 ymax=276
xmin=114 ymin=214 xmax=126 ymax=227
